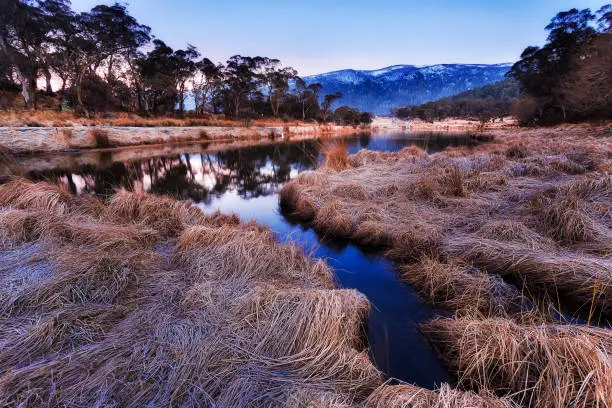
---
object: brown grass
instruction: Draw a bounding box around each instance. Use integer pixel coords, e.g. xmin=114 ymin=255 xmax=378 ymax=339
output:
xmin=88 ymin=128 xmax=114 ymax=148
xmin=1 ymin=181 xmax=421 ymax=406
xmin=315 ymin=199 xmax=353 ymax=238
xmin=364 ymin=383 xmax=512 ymax=408
xmin=422 ymin=317 xmax=612 ymax=407
xmin=279 ymin=123 xmax=612 ymax=406
xmin=0 ymin=177 xmax=70 ymax=213
xmin=402 ymin=257 xmax=521 ymax=316
xmin=324 ymin=142 xmax=352 ymax=171
xmin=445 ymin=237 xmax=612 ymax=314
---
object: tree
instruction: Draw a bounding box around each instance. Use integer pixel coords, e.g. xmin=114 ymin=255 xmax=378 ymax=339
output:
xmin=70 ymin=3 xmax=150 ymax=113
xmin=321 ymin=92 xmax=342 ymax=121
xmin=257 ymin=58 xmax=297 ymax=117
xmin=0 ymin=0 xmax=73 ymax=108
xmin=173 ymin=45 xmax=199 ymax=113
xmin=192 ymin=58 xmax=224 ymax=114
xmin=508 ymin=7 xmax=601 ymax=123
xmin=294 ymin=78 xmax=322 ymax=120
xmin=223 ymin=55 xmax=260 ymax=117
xmin=137 ymin=40 xmax=178 ymax=114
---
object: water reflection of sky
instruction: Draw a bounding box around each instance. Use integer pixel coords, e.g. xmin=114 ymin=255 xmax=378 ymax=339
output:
xmin=26 ymin=132 xmax=480 ymax=388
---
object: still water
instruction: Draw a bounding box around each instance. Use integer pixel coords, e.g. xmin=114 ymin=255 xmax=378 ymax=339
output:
xmin=23 ymin=132 xmax=480 ymax=388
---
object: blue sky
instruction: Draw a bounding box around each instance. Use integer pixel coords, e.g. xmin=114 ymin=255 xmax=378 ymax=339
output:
xmin=70 ymin=0 xmax=607 ymax=75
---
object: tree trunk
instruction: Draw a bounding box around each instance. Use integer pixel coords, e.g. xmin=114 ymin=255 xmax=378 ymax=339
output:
xmin=19 ymin=72 xmax=32 ymax=109
xmin=44 ymin=69 xmax=53 ymax=94
xmin=75 ymin=66 xmax=89 ymax=116
xmin=28 ymin=74 xmax=37 ymax=110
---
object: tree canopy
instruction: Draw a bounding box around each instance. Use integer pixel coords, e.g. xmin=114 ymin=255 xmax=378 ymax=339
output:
xmin=0 ymin=0 xmax=373 ymax=122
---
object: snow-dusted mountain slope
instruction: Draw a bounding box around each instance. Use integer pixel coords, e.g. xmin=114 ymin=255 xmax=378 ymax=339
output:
xmin=303 ymin=63 xmax=513 ymax=115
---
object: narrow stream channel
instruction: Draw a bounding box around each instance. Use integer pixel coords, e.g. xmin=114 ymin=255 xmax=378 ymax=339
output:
xmin=23 ymin=132 xmax=481 ymax=388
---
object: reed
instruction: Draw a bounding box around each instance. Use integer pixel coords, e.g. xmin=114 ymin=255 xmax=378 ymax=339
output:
xmin=422 ymin=317 xmax=612 ymax=407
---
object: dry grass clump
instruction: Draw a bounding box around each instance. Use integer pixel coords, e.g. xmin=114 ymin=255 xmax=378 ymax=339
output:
xmin=0 ymin=178 xmax=70 ymax=213
xmin=0 ymin=209 xmax=46 ymax=244
xmin=1 ymin=181 xmax=414 ymax=406
xmin=0 ymin=144 xmax=22 ymax=182
xmin=402 ymin=257 xmax=521 ymax=316
xmin=174 ymin=224 xmax=334 ymax=288
xmin=105 ymin=190 xmax=213 ymax=236
xmin=505 ymin=143 xmax=528 ymax=159
xmin=3 ymin=247 xmax=161 ymax=315
xmin=233 ymin=286 xmax=382 ymax=396
xmin=280 ymin=127 xmax=612 ymax=405
xmin=88 ymin=128 xmax=115 ymax=148
xmin=280 ymin=182 xmax=317 ymax=220
xmin=315 ymin=200 xmax=353 ymax=238
xmin=332 ymin=183 xmax=368 ymax=201
xmin=421 ymin=317 xmax=612 ymax=407
xmin=445 ymin=237 xmax=612 ymax=314
xmin=386 ymin=221 xmax=442 ymax=263
xmin=353 ymin=221 xmax=390 ymax=248
xmin=364 ymin=383 xmax=512 ymax=408
xmin=532 ymin=176 xmax=612 ymax=247
xmin=324 ymin=142 xmax=352 ymax=171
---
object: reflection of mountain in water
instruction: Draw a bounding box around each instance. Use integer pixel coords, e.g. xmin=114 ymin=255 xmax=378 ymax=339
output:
xmin=26 ymin=133 xmax=480 ymax=202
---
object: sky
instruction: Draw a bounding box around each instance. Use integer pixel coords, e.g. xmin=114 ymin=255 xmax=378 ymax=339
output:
xmin=69 ymin=0 xmax=607 ymax=76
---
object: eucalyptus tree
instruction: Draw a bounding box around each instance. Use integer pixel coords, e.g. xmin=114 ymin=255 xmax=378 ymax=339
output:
xmin=321 ymin=92 xmax=343 ymax=121
xmin=294 ymin=78 xmax=322 ymax=120
xmin=192 ymin=58 xmax=225 ymax=114
xmin=0 ymin=0 xmax=72 ymax=107
xmin=223 ymin=55 xmax=260 ymax=117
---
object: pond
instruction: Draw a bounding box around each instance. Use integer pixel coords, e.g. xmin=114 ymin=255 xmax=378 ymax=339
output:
xmin=22 ymin=131 xmax=481 ymax=389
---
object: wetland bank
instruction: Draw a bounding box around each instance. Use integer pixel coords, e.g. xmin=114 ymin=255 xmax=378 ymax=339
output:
xmin=1 ymin=125 xmax=610 ymax=406
xmin=281 ymin=123 xmax=612 ymax=407
xmin=1 ymin=132 xmax=510 ymax=407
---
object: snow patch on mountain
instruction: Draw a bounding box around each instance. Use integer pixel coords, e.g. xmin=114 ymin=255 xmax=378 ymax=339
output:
xmin=303 ymin=63 xmax=513 ymax=115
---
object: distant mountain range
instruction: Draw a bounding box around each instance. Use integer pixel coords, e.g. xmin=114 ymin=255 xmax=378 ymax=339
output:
xmin=302 ymin=63 xmax=513 ymax=115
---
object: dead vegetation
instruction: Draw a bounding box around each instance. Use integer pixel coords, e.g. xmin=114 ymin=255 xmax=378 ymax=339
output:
xmin=422 ymin=317 xmax=612 ymax=408
xmin=280 ymin=125 xmax=612 ymax=407
xmin=1 ymin=178 xmax=502 ymax=407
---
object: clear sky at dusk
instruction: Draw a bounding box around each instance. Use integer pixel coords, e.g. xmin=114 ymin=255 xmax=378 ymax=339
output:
xmin=70 ymin=0 xmax=607 ymax=75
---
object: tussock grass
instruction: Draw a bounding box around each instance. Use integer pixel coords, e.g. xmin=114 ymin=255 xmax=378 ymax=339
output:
xmin=174 ymin=224 xmax=334 ymax=288
xmin=280 ymin=126 xmax=612 ymax=405
xmin=315 ymin=199 xmax=353 ymax=238
xmin=3 ymin=181 xmax=461 ymax=406
xmin=445 ymin=236 xmax=612 ymax=314
xmin=0 ymin=178 xmax=70 ymax=213
xmin=364 ymin=383 xmax=512 ymax=408
xmin=422 ymin=317 xmax=612 ymax=407
xmin=402 ymin=257 xmax=521 ymax=316
xmin=324 ymin=142 xmax=352 ymax=171
xmin=279 ymin=182 xmax=317 ymax=220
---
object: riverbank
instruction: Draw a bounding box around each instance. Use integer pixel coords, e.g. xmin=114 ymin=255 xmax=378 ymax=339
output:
xmin=280 ymin=123 xmax=612 ymax=407
xmin=0 ymin=178 xmax=513 ymax=407
xmin=0 ymin=122 xmax=367 ymax=154
xmin=371 ymin=116 xmax=518 ymax=133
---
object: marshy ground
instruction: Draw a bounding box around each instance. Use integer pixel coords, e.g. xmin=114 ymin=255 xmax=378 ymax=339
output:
xmin=280 ymin=123 xmax=612 ymax=407
xmin=0 ymin=178 xmax=514 ymax=407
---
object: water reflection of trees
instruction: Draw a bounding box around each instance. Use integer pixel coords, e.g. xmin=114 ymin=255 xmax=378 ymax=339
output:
xmin=27 ymin=140 xmax=322 ymax=202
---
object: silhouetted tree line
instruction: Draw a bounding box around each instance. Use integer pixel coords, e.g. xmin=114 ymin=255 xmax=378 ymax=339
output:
xmin=394 ymin=79 xmax=520 ymax=123
xmin=508 ymin=5 xmax=611 ymax=124
xmin=0 ymin=0 xmax=373 ymax=123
